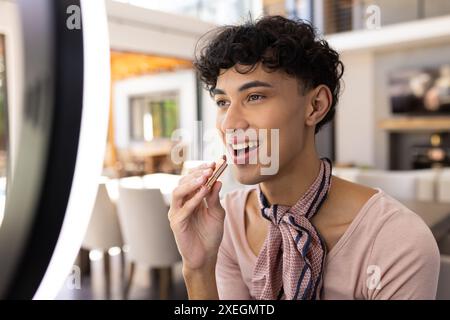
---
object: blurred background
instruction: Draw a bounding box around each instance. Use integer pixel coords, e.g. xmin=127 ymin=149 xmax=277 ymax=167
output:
xmin=1 ymin=0 xmax=450 ymax=300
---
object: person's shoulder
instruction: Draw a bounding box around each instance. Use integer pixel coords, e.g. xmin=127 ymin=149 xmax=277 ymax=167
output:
xmin=333 ymin=176 xmax=438 ymax=256
xmin=324 ymin=176 xmax=380 ymax=225
xmin=364 ymin=190 xmax=440 ymax=299
xmin=331 ymin=176 xmax=431 ymax=233
xmin=328 ymin=177 xmax=439 ymax=298
xmin=358 ymin=184 xmax=430 ymax=232
xmin=357 ymin=188 xmax=440 ymax=279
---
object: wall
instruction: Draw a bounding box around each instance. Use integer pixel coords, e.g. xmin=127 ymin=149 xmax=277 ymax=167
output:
xmin=106 ymin=0 xmax=216 ymax=60
xmin=336 ymin=51 xmax=376 ymax=167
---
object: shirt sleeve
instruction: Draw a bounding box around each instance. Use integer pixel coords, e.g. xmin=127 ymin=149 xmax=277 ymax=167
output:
xmin=365 ymin=210 xmax=440 ymax=300
xmin=216 ymin=196 xmax=252 ymax=300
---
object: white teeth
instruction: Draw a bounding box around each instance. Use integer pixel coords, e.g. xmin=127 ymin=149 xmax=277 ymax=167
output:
xmin=248 ymin=141 xmax=257 ymax=148
xmin=231 ymin=142 xmax=247 ymax=150
xmin=230 ymin=141 xmax=258 ymax=150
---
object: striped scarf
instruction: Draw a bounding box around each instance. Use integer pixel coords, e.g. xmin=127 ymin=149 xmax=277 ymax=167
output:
xmin=251 ymin=157 xmax=332 ymax=300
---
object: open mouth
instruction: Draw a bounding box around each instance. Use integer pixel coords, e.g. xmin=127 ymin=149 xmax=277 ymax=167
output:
xmin=228 ymin=140 xmax=260 ymax=163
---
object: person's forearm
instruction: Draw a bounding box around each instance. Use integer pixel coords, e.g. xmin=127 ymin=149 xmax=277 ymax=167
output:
xmin=182 ymin=263 xmax=219 ymax=300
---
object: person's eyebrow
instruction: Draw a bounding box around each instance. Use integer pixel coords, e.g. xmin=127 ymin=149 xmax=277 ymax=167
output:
xmin=212 ymin=80 xmax=273 ymax=96
xmin=212 ymin=88 xmax=226 ymax=96
xmin=238 ymin=80 xmax=273 ymax=92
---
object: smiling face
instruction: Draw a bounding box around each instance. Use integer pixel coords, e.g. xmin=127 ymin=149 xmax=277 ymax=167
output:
xmin=214 ymin=63 xmax=322 ymax=185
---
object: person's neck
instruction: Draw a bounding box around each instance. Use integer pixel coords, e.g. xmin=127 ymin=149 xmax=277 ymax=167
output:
xmin=259 ymin=143 xmax=321 ymax=207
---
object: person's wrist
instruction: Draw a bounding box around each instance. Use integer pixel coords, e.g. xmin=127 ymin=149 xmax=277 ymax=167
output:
xmin=182 ymin=261 xmax=219 ymax=300
xmin=182 ymin=257 xmax=217 ymax=278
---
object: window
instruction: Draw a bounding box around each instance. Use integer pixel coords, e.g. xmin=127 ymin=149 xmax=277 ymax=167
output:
xmin=323 ymin=0 xmax=353 ymax=34
xmin=129 ymin=91 xmax=180 ymax=142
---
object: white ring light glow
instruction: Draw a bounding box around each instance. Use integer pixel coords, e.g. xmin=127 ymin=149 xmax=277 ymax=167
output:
xmin=33 ymin=0 xmax=111 ymax=299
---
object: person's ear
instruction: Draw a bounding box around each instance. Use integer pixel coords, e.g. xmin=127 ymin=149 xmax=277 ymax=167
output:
xmin=305 ymin=85 xmax=332 ymax=128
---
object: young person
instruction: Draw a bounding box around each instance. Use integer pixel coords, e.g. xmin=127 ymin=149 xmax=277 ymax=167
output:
xmin=168 ymin=15 xmax=440 ymax=300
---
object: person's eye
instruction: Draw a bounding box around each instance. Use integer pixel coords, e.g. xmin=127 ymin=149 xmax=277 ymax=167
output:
xmin=216 ymin=100 xmax=230 ymax=108
xmin=248 ymin=94 xmax=265 ymax=102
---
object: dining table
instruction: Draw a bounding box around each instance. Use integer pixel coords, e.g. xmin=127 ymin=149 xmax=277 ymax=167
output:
xmin=103 ymin=173 xmax=181 ymax=207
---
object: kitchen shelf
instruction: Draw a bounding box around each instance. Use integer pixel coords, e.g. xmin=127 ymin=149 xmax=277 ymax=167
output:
xmin=378 ymin=116 xmax=450 ymax=132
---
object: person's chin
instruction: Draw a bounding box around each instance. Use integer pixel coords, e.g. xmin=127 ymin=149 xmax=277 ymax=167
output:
xmin=231 ymin=164 xmax=268 ymax=185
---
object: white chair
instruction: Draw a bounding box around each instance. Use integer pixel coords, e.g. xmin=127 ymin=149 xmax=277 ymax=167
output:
xmin=82 ymin=182 xmax=124 ymax=299
xmin=83 ymin=183 xmax=124 ymax=250
xmin=143 ymin=173 xmax=181 ymax=204
xmin=117 ymin=186 xmax=181 ymax=299
xmin=334 ymin=167 xmax=440 ymax=201
xmin=414 ymin=169 xmax=440 ymax=202
xmin=332 ymin=167 xmax=361 ymax=183
xmin=355 ymin=170 xmax=423 ymax=201
xmin=119 ymin=176 xmax=144 ymax=189
xmin=437 ymin=169 xmax=450 ymax=203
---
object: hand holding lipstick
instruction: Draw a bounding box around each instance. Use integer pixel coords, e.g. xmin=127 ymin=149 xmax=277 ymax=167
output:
xmin=168 ymin=155 xmax=228 ymax=272
xmin=205 ymin=155 xmax=228 ymax=190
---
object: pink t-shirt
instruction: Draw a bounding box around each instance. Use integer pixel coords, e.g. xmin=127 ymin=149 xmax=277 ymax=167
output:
xmin=216 ymin=186 xmax=440 ymax=300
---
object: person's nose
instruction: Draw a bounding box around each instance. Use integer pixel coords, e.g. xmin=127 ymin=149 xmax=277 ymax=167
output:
xmin=219 ymin=103 xmax=249 ymax=134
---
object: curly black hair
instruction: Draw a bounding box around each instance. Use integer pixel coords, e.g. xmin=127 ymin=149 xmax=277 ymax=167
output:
xmin=194 ymin=15 xmax=344 ymax=134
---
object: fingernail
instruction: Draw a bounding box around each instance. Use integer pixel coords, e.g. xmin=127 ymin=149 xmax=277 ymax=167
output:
xmin=203 ymin=169 xmax=211 ymax=175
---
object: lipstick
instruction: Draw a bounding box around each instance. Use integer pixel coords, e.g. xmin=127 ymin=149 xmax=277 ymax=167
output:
xmin=205 ymin=155 xmax=228 ymax=189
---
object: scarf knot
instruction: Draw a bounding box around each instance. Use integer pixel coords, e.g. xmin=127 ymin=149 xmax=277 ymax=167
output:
xmin=251 ymin=158 xmax=332 ymax=300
